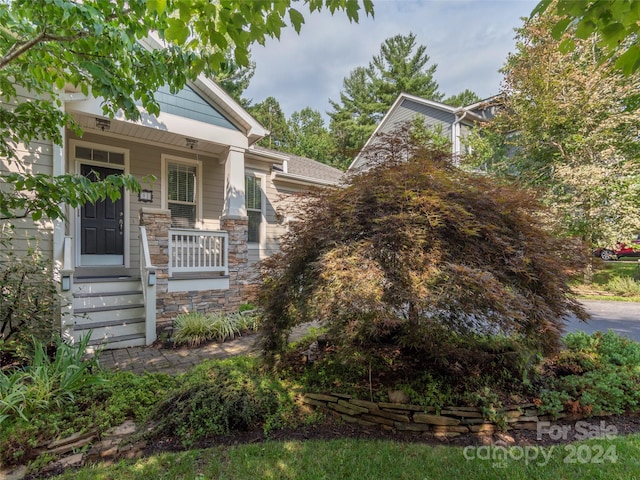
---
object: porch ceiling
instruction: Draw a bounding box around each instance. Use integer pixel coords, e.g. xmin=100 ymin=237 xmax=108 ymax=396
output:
xmin=74 ymin=113 xmax=229 ymax=156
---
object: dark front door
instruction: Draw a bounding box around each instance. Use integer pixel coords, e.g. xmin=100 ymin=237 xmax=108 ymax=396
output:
xmin=80 ymin=164 xmax=124 ymax=264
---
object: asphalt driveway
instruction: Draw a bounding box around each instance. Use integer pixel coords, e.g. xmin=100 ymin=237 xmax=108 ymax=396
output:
xmin=564 ymin=299 xmax=640 ymax=341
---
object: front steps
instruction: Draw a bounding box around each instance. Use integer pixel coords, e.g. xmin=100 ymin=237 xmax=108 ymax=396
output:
xmin=71 ymin=276 xmax=147 ymax=350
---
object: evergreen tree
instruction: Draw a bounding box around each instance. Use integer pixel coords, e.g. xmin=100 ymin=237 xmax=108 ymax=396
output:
xmin=329 ymin=33 xmax=443 ymax=163
xmin=444 ymin=89 xmax=481 ymax=107
xmin=214 ymin=52 xmax=256 ymax=107
xmin=288 ymin=108 xmax=338 ymax=167
xmin=247 ymin=97 xmax=291 ymax=150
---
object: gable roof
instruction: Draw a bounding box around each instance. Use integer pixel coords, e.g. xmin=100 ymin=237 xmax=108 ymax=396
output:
xmin=250 ymin=146 xmax=344 ymax=186
xmin=137 ymin=36 xmax=269 ymax=145
xmin=348 ymin=93 xmax=500 ymax=171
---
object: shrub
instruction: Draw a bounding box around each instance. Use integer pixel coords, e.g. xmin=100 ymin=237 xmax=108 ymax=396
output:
xmin=540 ymin=332 xmax=640 ymax=416
xmin=605 ymin=276 xmax=640 ymax=296
xmin=258 ymin=122 xmax=587 ymax=377
xmin=233 ymin=311 xmax=261 ymax=334
xmin=146 ymin=357 xmax=302 ymax=447
xmin=0 ymin=250 xmax=59 ymax=346
xmin=0 ymin=370 xmax=176 ymax=467
xmin=173 ymin=311 xmax=261 ymax=346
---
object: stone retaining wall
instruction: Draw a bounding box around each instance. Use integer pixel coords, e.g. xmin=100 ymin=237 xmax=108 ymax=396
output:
xmin=302 ymin=393 xmax=593 ymax=438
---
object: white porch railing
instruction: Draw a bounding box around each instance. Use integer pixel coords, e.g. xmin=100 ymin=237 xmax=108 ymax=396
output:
xmin=139 ymin=226 xmax=157 ymax=345
xmin=168 ymin=228 xmax=228 ymax=276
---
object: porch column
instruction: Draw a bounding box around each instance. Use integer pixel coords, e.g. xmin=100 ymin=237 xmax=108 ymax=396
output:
xmin=222 ymin=146 xmax=247 ymax=219
xmin=221 ymin=146 xmax=249 ymax=307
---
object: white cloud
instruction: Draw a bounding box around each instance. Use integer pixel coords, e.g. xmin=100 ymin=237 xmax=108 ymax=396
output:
xmin=244 ymin=0 xmax=538 ymax=119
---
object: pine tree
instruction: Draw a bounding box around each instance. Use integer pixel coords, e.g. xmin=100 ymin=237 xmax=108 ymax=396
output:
xmin=329 ymin=33 xmax=443 ymax=164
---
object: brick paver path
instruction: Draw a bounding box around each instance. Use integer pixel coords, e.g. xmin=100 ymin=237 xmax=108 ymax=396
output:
xmin=96 ymin=323 xmax=318 ymax=375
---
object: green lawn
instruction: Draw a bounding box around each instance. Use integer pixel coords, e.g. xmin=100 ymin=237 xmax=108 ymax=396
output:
xmin=53 ymin=435 xmax=640 ymax=480
xmin=573 ymin=261 xmax=640 ymax=302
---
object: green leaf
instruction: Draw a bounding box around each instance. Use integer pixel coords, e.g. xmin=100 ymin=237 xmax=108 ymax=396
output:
xmin=575 ymin=19 xmax=596 ymax=39
xmin=559 ymin=37 xmax=576 ymax=54
xmin=551 ymin=17 xmax=573 ymax=40
xmin=531 ymin=0 xmax=553 ymax=17
xmin=615 ymin=44 xmax=640 ymax=75
xmin=147 ymin=0 xmax=167 ymax=15
xmin=234 ymin=48 xmax=249 ymax=67
xmin=165 ymin=18 xmax=190 ymax=44
xmin=288 ymin=8 xmax=304 ymax=34
xmin=600 ymin=22 xmax=626 ymax=49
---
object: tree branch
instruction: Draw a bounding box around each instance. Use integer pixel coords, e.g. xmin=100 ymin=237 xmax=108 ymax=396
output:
xmin=0 ymin=31 xmax=88 ymax=69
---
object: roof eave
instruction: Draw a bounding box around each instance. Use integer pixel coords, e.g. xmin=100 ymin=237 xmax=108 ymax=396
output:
xmin=272 ymin=171 xmax=341 ymax=187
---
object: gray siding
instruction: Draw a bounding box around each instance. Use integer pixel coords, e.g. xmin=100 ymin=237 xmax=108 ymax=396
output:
xmin=384 ymin=99 xmax=455 ymax=137
xmin=0 ymin=91 xmax=55 ymax=260
xmin=351 ymin=99 xmax=456 ymax=171
xmin=155 ymin=85 xmax=239 ymax=131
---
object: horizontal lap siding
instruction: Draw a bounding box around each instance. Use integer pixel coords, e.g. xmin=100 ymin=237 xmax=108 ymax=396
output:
xmin=67 ymin=131 xmax=225 ymax=271
xmin=0 ymin=91 xmax=55 ymax=261
xmin=384 ymin=99 xmax=454 ymax=138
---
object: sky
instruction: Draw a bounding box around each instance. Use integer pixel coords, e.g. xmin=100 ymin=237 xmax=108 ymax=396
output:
xmin=243 ymin=0 xmax=539 ymax=120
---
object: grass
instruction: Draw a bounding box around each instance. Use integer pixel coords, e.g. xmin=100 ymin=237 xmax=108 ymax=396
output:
xmin=573 ymin=261 xmax=640 ymax=302
xmin=51 ymin=434 xmax=640 ymax=479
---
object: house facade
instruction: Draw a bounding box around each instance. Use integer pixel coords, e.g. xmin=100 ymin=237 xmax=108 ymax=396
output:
xmin=349 ymin=93 xmax=501 ymax=171
xmin=2 ymin=76 xmax=343 ymax=350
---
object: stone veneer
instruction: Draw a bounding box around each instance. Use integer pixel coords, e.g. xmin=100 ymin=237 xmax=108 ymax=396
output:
xmin=302 ymin=393 xmax=611 ymax=438
xmin=139 ymin=209 xmax=251 ymax=334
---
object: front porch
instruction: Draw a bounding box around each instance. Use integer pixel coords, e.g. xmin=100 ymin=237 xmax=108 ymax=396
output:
xmin=60 ymin=209 xmax=249 ymax=350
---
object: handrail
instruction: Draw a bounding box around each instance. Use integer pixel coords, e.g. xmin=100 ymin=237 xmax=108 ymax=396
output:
xmin=139 ymin=226 xmax=157 ymax=345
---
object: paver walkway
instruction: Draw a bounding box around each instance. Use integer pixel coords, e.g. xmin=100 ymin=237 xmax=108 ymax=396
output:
xmin=96 ymin=323 xmax=317 ymax=375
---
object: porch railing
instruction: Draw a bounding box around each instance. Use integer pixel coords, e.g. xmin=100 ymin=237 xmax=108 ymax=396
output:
xmin=139 ymin=226 xmax=157 ymax=345
xmin=168 ymin=228 xmax=228 ymax=276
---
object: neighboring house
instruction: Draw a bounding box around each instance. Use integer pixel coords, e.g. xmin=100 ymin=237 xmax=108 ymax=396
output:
xmin=1 ymin=70 xmax=343 ymax=350
xmin=349 ymin=93 xmax=501 ymax=171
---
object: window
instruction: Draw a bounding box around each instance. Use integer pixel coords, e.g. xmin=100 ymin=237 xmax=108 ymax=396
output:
xmin=167 ymin=162 xmax=197 ymax=228
xmin=245 ymin=175 xmax=262 ymax=243
xmin=75 ymin=146 xmax=125 ymax=165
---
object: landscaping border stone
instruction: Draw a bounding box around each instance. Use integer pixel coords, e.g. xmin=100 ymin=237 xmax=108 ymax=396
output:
xmin=301 ymin=393 xmax=612 ymax=437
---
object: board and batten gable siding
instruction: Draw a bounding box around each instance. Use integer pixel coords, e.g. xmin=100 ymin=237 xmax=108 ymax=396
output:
xmin=68 ymin=130 xmax=225 ymax=271
xmin=154 ymin=85 xmax=239 ymax=131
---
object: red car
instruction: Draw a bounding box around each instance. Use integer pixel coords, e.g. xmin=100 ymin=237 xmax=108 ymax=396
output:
xmin=593 ymin=235 xmax=640 ymax=261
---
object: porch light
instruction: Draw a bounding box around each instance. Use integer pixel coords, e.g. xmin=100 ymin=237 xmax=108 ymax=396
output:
xmin=95 ymin=118 xmax=111 ymax=131
xmin=61 ymin=275 xmax=71 ymax=291
xmin=185 ymin=138 xmax=198 ymax=149
xmin=138 ymin=189 xmax=153 ymax=202
xmin=148 ymin=272 xmax=156 ymax=286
